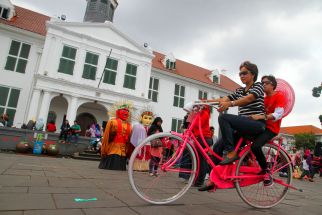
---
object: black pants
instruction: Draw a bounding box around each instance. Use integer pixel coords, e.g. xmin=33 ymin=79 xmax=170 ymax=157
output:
xmin=251 ymin=129 xmax=277 ymax=170
xmin=212 ymin=133 xmax=243 ymax=164
xmin=149 ymin=156 xmax=161 ymax=173
xmin=194 ymin=137 xmax=213 ymax=185
xmin=218 ymin=114 xmax=265 ymax=152
xmin=179 ymin=137 xmax=213 ymax=185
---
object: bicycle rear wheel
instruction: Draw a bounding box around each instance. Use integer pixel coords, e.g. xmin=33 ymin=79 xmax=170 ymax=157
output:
xmin=128 ymin=132 xmax=197 ymax=204
xmin=235 ymin=143 xmax=292 ymax=208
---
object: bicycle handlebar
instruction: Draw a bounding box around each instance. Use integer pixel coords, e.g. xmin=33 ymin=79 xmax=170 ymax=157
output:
xmin=183 ymin=101 xmax=219 ymax=112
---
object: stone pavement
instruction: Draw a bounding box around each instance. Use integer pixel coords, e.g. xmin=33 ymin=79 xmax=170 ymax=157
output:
xmin=0 ymin=153 xmax=321 ymax=215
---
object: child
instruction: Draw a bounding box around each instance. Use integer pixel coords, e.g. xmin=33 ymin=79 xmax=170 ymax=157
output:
xmin=147 ymin=117 xmax=163 ymax=176
xmin=300 ymin=154 xmax=313 ymax=182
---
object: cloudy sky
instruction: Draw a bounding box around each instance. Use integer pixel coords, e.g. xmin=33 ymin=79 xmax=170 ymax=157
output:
xmin=11 ymin=0 xmax=322 ymax=128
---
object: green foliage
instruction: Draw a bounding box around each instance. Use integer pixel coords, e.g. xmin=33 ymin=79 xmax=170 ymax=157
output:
xmin=312 ymin=85 xmax=322 ymax=97
xmin=319 ymin=115 xmax=322 ymax=124
xmin=294 ymin=133 xmax=316 ymax=150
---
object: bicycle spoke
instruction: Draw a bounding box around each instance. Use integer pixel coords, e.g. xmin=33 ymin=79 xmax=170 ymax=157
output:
xmin=128 ymin=133 xmax=197 ymax=204
xmin=235 ymin=143 xmax=292 ymax=208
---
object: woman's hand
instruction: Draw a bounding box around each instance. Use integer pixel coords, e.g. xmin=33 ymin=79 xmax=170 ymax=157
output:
xmin=218 ymin=101 xmax=231 ymax=112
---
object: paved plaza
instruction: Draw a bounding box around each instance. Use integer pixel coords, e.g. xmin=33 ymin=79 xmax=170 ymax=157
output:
xmin=0 ymin=152 xmax=321 ymax=215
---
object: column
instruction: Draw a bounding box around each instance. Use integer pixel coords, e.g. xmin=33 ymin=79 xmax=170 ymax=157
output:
xmin=38 ymin=91 xmax=52 ymax=129
xmin=66 ymin=96 xmax=78 ymax=123
xmin=115 ymin=57 xmax=127 ymax=92
xmin=27 ymin=89 xmax=41 ymax=121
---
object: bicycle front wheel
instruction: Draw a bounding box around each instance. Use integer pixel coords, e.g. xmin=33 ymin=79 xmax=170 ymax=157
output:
xmin=235 ymin=143 xmax=292 ymax=208
xmin=128 ymin=132 xmax=197 ymax=204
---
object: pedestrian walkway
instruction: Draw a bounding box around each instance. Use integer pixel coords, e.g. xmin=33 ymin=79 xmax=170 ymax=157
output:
xmin=0 ymin=153 xmax=321 ymax=214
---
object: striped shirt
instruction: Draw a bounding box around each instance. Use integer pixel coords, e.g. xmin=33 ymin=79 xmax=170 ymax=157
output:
xmin=228 ymin=82 xmax=264 ymax=116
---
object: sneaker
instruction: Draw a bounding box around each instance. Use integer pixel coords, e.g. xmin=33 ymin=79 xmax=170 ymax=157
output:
xmin=153 ymin=172 xmax=159 ymax=177
xmin=149 ymin=173 xmax=154 ymax=176
xmin=263 ymin=173 xmax=273 ymax=186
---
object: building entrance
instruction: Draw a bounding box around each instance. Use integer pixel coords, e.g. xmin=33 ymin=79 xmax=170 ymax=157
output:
xmin=76 ymin=112 xmax=96 ymax=136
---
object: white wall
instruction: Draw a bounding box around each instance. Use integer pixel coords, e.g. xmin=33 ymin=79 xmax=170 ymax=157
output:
xmin=0 ymin=26 xmax=45 ymax=127
xmin=38 ymin=22 xmax=153 ymax=100
xmin=149 ymin=69 xmax=237 ymax=134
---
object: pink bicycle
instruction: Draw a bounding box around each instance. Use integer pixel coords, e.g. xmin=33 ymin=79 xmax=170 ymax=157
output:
xmin=128 ymin=101 xmax=301 ymax=208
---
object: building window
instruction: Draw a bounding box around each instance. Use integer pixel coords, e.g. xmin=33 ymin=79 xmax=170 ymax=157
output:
xmin=58 ymin=45 xmax=77 ymax=75
xmin=198 ymin=90 xmax=208 ymax=100
xmin=103 ymin=58 xmax=118 ymax=85
xmin=123 ymin=63 xmax=137 ymax=90
xmin=173 ymin=84 xmax=185 ymax=108
xmin=4 ymin=40 xmax=31 ymax=74
xmin=82 ymin=52 xmax=99 ymax=80
xmin=0 ymin=7 xmax=9 ymax=19
xmin=213 ymin=75 xmax=219 ymax=84
xmin=148 ymin=77 xmax=159 ymax=102
xmin=171 ymin=118 xmax=183 ymax=133
xmin=0 ymin=85 xmax=20 ymax=126
xmin=166 ymin=59 xmax=176 ymax=70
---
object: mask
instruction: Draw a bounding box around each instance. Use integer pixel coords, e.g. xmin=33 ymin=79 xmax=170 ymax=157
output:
xmin=141 ymin=114 xmax=153 ymax=126
xmin=116 ymin=109 xmax=129 ymax=121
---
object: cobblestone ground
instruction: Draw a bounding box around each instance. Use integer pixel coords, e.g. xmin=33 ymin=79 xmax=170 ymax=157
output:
xmin=0 ymin=153 xmax=321 ymax=215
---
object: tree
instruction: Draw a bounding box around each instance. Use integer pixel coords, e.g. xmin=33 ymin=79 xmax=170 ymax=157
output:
xmin=312 ymin=83 xmax=322 ymax=97
xmin=294 ymin=133 xmax=316 ymax=151
xmin=319 ymin=115 xmax=322 ymax=125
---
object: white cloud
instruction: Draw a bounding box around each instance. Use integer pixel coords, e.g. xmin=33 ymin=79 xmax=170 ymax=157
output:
xmin=10 ymin=0 xmax=322 ymax=128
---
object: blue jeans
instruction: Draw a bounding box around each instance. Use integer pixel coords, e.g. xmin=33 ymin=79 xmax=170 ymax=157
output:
xmin=218 ymin=113 xmax=265 ymax=152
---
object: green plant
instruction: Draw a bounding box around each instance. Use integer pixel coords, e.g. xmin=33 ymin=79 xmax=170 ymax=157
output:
xmin=294 ymin=133 xmax=316 ymax=150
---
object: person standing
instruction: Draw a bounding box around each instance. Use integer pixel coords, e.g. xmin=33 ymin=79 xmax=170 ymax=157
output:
xmin=99 ymin=104 xmax=132 ymax=171
xmin=147 ymin=117 xmax=163 ymax=176
xmin=59 ymin=120 xmax=70 ymax=143
xmin=180 ymin=105 xmax=213 ymax=187
xmin=130 ymin=110 xmax=154 ymax=171
xmin=300 ymin=152 xmax=314 ymax=182
xmin=210 ymin=126 xmax=218 ymax=145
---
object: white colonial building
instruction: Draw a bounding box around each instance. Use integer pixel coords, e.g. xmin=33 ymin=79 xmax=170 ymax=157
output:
xmin=0 ymin=0 xmax=239 ymax=134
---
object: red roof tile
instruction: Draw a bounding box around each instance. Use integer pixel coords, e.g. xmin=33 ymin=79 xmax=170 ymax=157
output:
xmin=0 ymin=6 xmax=50 ymax=36
xmin=280 ymin=125 xmax=322 ymax=135
xmin=152 ymin=51 xmax=240 ymax=92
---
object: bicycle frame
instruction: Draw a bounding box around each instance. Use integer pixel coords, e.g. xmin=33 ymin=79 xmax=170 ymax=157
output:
xmin=160 ymin=104 xmax=298 ymax=190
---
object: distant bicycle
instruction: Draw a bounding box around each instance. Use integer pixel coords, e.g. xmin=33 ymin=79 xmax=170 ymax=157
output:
xmin=128 ymin=102 xmax=302 ymax=208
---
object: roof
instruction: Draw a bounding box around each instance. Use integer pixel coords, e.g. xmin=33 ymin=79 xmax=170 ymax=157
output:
xmin=152 ymin=51 xmax=240 ymax=92
xmin=0 ymin=6 xmax=240 ymax=92
xmin=0 ymin=6 xmax=50 ymax=36
xmin=280 ymin=125 xmax=322 ymax=135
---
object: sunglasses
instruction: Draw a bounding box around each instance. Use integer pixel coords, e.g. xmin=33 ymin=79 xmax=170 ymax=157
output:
xmin=261 ymin=81 xmax=272 ymax=85
xmin=239 ymin=71 xmax=250 ymax=76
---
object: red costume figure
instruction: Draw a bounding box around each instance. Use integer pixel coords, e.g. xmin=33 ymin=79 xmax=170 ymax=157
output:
xmin=99 ymin=104 xmax=132 ymax=171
